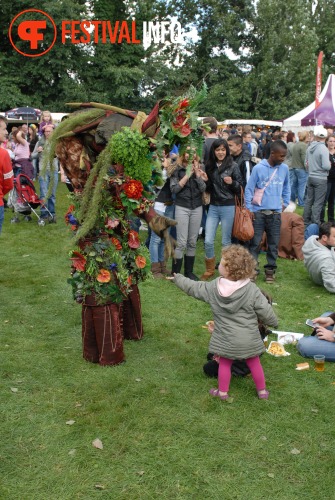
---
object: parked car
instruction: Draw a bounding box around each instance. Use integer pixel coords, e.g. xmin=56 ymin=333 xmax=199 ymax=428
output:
xmin=5 ymin=107 xmax=41 ymax=121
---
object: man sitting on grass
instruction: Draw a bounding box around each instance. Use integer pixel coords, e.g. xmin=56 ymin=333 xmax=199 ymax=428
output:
xmin=302 ymin=221 xmax=335 ymax=293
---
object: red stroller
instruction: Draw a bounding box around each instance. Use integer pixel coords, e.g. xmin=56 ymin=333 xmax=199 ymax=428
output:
xmin=7 ymin=173 xmax=54 ymax=226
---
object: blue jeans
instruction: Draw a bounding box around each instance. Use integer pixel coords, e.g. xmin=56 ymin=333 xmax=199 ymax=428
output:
xmin=0 ymin=205 xmax=4 ymax=234
xmin=165 ymin=203 xmax=176 ymax=240
xmin=304 ymin=223 xmax=319 ymax=240
xmin=32 ymin=158 xmax=38 ymax=179
xmin=149 ymin=209 xmax=165 ymax=263
xmin=290 ymin=168 xmax=308 ymax=207
xmin=39 ymin=170 xmax=58 ymax=217
xmin=249 ymin=211 xmax=281 ymax=270
xmin=204 ymin=204 xmax=235 ymax=258
xmin=297 ymin=312 xmax=335 ymax=361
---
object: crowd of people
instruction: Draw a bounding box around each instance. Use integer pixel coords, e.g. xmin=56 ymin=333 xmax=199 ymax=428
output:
xmin=1 ymin=110 xmax=335 ymax=387
xmin=149 ymin=118 xmax=326 ymax=283
xmin=146 ymin=117 xmax=335 ymax=379
xmin=0 ymin=110 xmax=60 ymax=223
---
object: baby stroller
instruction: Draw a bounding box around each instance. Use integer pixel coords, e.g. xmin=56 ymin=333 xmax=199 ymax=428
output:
xmin=7 ymin=173 xmax=54 ymax=226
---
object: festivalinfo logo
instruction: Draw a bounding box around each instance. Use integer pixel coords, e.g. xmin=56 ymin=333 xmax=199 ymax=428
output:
xmin=9 ymin=9 xmax=184 ymax=57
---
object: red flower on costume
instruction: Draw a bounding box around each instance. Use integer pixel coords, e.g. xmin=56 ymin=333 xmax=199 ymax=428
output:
xmin=97 ymin=269 xmax=111 ymax=283
xmin=127 ymin=276 xmax=133 ymax=285
xmin=66 ymin=204 xmax=75 ymax=214
xmin=180 ymin=124 xmax=191 ymax=137
xmin=111 ymin=237 xmax=122 ymax=250
xmin=70 ymin=252 xmax=86 ymax=272
xmin=172 ymin=115 xmax=185 ymax=130
xmin=135 ymin=255 xmax=146 ymax=269
xmin=178 ymin=99 xmax=189 ymax=109
xmin=128 ymin=230 xmax=140 ymax=249
xmin=172 ymin=113 xmax=191 ymax=137
xmin=124 ymin=180 xmax=144 ymax=200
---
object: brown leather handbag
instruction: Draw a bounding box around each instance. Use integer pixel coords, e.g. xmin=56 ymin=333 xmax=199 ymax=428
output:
xmin=232 ymin=188 xmax=254 ymax=242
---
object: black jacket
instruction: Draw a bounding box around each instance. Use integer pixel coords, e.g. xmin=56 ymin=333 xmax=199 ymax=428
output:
xmin=232 ymin=150 xmax=255 ymax=188
xmin=170 ymin=165 xmax=206 ymax=209
xmin=156 ymin=178 xmax=173 ymax=204
xmin=206 ymin=161 xmax=242 ymax=206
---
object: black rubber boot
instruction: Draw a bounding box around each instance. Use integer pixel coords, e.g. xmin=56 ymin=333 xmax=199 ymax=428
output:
xmin=171 ymin=257 xmax=183 ymax=275
xmin=184 ymin=255 xmax=199 ymax=281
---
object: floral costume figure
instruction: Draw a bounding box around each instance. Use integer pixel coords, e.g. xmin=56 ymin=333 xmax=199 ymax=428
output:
xmin=47 ymin=87 xmax=207 ymax=365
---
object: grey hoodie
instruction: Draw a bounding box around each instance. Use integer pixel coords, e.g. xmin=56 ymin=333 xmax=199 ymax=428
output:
xmin=302 ymin=235 xmax=335 ymax=293
xmin=305 ymin=141 xmax=330 ymax=178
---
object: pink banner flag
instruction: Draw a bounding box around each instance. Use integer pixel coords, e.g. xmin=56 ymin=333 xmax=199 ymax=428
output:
xmin=315 ymin=51 xmax=323 ymax=108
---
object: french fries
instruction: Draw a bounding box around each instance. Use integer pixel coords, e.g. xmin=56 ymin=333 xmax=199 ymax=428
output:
xmin=267 ymin=341 xmax=287 ymax=356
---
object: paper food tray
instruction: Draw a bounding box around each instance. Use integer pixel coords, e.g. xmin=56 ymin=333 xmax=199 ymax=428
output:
xmin=266 ymin=341 xmax=291 ymax=357
xmin=272 ymin=331 xmax=304 ymax=344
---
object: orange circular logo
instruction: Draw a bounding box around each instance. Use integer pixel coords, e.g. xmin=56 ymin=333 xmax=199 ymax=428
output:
xmin=9 ymin=9 xmax=57 ymax=58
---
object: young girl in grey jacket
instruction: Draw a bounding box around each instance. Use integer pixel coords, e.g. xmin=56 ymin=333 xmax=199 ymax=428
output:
xmin=173 ymin=245 xmax=278 ymax=400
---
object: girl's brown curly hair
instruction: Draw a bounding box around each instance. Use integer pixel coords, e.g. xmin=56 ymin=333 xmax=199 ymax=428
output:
xmin=220 ymin=244 xmax=257 ymax=281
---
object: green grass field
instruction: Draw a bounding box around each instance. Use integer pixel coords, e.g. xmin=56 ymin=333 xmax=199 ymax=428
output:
xmin=1 ymin=184 xmax=335 ymax=499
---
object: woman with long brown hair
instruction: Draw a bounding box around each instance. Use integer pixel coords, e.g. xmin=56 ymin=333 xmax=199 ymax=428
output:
xmin=201 ymin=138 xmax=243 ymax=280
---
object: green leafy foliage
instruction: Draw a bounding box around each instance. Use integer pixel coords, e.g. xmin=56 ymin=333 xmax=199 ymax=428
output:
xmin=68 ymin=238 xmax=130 ymax=305
xmin=155 ymin=84 xmax=207 ymax=174
xmin=109 ymin=128 xmax=153 ymax=185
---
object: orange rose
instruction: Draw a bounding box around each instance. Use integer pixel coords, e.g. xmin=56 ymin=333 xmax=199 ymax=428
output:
xmin=135 ymin=255 xmax=146 ymax=269
xmin=97 ymin=269 xmax=111 ymax=283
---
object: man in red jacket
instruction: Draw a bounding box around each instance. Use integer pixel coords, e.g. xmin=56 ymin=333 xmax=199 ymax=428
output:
xmin=0 ymin=116 xmax=14 ymax=234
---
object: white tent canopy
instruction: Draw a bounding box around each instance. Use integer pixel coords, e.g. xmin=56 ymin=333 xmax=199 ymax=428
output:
xmin=218 ymin=119 xmax=282 ymax=127
xmin=283 ymin=74 xmax=335 ymax=128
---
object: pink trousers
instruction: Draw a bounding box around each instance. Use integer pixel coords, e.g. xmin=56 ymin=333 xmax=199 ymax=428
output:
xmin=218 ymin=356 xmax=266 ymax=392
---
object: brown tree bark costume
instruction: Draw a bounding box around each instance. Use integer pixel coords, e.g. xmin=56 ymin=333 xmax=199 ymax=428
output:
xmin=82 ymin=300 xmax=125 ymax=365
xmin=121 ymin=285 xmax=143 ymax=341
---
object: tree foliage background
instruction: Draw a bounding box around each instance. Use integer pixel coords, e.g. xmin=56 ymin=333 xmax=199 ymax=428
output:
xmin=0 ymin=0 xmax=334 ymax=120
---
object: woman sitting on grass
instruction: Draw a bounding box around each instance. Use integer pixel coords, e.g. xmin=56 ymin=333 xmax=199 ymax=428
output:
xmin=173 ymin=245 xmax=278 ymax=400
